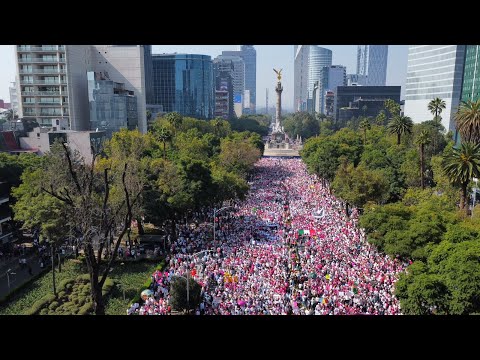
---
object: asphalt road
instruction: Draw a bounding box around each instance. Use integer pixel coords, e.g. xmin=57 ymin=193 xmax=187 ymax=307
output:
xmin=0 ymin=253 xmax=43 ymax=299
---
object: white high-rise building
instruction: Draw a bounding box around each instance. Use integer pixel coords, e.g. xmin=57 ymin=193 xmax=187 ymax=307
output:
xmin=356 ymin=45 xmax=388 ymax=86
xmin=294 ymin=45 xmax=310 ymax=112
xmin=403 ymin=45 xmax=466 ymax=131
xmin=16 ymin=45 xmax=147 ymax=133
xmin=294 ymin=45 xmax=332 ymax=112
xmin=9 ymin=81 xmax=19 ymax=113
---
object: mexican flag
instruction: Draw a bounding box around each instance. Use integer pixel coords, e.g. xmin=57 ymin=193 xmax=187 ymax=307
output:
xmin=298 ymin=229 xmax=310 ymax=236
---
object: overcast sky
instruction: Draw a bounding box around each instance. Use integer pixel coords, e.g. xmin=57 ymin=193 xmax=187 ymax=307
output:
xmin=0 ymin=45 xmax=408 ymax=110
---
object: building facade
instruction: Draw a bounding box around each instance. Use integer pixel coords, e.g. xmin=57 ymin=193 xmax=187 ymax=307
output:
xmin=403 ymin=45 xmax=466 ymax=131
xmin=16 ymin=45 xmax=79 ymax=128
xmin=308 ymin=46 xmax=333 ymax=103
xmin=87 ymin=71 xmax=138 ymax=137
xmin=0 ymin=181 xmax=13 ymax=245
xmin=324 ymin=90 xmax=335 ymax=117
xmin=294 ymin=45 xmax=310 ymax=111
xmin=214 ymin=71 xmax=234 ymax=119
xmin=19 ymin=124 xmax=106 ymax=164
xmin=213 ymin=55 xmax=244 ymax=118
xmin=9 ymin=82 xmax=19 ymax=113
xmin=334 ymin=86 xmax=401 ymax=122
xmin=460 ymin=45 xmax=480 ymax=102
xmin=91 ymin=45 xmax=148 ymax=133
xmin=318 ymin=65 xmax=347 ymax=114
xmin=222 ymin=45 xmax=256 ymax=114
xmin=143 ymin=45 xmax=154 ymax=105
xmin=356 ymin=45 xmax=388 ymax=86
xmin=16 ymin=45 xmax=148 ymax=134
xmin=152 ymin=54 xmax=214 ymax=119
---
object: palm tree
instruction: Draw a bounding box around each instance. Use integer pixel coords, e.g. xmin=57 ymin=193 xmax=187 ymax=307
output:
xmin=455 ymin=99 xmax=480 ymax=144
xmin=211 ymin=119 xmax=223 ymax=136
xmin=415 ymin=129 xmax=431 ymax=189
xmin=443 ymin=142 xmax=480 ymax=212
xmin=157 ymin=127 xmax=172 ymax=160
xmin=3 ymin=109 xmax=17 ymax=121
xmin=428 ymin=97 xmax=446 ymax=121
xmin=375 ymin=110 xmax=387 ymax=126
xmin=359 ymin=118 xmax=371 ymax=144
xmin=387 ymin=115 xmax=414 ymax=145
xmin=165 ymin=112 xmax=183 ymax=136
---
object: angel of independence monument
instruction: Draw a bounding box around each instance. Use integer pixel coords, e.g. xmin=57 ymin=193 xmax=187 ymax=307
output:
xmin=264 ymin=69 xmax=302 ymax=157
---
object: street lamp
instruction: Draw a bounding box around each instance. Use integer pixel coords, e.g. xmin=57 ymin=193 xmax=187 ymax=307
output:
xmin=213 ymin=206 xmax=234 ymax=244
xmin=174 ymin=249 xmax=215 ymax=314
xmin=6 ymin=268 xmax=16 ymax=290
xmin=473 ymin=177 xmax=479 ymax=217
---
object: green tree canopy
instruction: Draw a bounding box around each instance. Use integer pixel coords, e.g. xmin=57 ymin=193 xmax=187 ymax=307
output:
xmin=455 ymin=99 xmax=480 ymax=144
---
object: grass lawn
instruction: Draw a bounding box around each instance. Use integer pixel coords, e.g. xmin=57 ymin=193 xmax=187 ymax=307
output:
xmin=0 ymin=259 xmax=84 ymax=315
xmin=105 ymin=261 xmax=158 ymax=315
xmin=0 ymin=258 xmax=160 ymax=315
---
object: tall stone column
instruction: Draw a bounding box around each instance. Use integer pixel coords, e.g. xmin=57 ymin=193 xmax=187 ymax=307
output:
xmin=275 ymin=81 xmax=283 ymax=131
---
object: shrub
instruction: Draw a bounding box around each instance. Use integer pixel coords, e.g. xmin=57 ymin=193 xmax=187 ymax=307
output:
xmin=58 ymin=278 xmax=74 ymax=291
xmin=24 ymin=294 xmax=57 ymax=315
xmin=78 ymin=302 xmax=93 ymax=315
xmin=48 ymin=301 xmax=59 ymax=311
xmin=77 ymin=274 xmax=90 ymax=283
xmin=102 ymin=279 xmax=115 ymax=296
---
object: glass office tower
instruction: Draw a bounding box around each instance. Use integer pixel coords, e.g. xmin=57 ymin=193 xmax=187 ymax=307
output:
xmin=152 ymin=54 xmax=214 ymax=119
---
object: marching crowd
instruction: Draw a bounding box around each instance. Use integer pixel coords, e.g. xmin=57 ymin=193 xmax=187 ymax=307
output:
xmin=128 ymin=158 xmax=406 ymax=315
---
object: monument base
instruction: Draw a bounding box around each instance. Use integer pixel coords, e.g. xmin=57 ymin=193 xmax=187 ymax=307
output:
xmin=263 ymin=147 xmax=300 ymax=157
xmin=264 ymin=134 xmax=302 ymax=157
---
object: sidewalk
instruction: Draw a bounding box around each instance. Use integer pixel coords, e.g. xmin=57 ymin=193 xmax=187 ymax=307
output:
xmin=0 ymin=252 xmax=38 ymax=276
xmin=0 ymin=252 xmax=43 ymax=300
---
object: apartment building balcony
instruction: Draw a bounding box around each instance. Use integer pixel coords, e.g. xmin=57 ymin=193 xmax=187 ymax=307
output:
xmin=21 ymin=91 xmax=62 ymax=96
xmin=38 ymin=102 xmax=62 ymax=106
xmin=39 ymin=113 xmax=64 ymax=117
xmin=18 ymin=58 xmax=66 ymax=63
xmin=31 ymin=79 xmax=67 ymax=85
xmin=20 ymin=69 xmax=66 ymax=74
xmin=17 ymin=46 xmax=62 ymax=52
xmin=23 ymin=110 xmax=38 ymax=116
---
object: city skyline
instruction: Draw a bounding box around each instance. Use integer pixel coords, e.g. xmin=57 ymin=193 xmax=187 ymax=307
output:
xmin=0 ymin=45 xmax=408 ymax=111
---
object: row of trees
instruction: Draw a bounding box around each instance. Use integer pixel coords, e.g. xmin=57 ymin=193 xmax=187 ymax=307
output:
xmin=10 ymin=112 xmax=263 ymax=314
xmin=301 ymin=96 xmax=480 ymax=314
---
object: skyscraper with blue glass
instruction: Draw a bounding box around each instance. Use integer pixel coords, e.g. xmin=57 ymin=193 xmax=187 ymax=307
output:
xmin=461 ymin=45 xmax=480 ymax=102
xmin=356 ymin=45 xmax=388 ymax=86
xmin=152 ymin=54 xmax=214 ymax=119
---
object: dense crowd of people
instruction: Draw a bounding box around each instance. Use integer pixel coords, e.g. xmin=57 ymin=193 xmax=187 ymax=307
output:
xmin=128 ymin=158 xmax=406 ymax=315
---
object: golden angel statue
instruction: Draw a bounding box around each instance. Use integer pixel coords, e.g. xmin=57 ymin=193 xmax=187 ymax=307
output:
xmin=273 ymin=68 xmax=283 ymax=82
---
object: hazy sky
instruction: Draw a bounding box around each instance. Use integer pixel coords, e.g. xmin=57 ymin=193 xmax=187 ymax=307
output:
xmin=0 ymin=45 xmax=408 ymax=110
